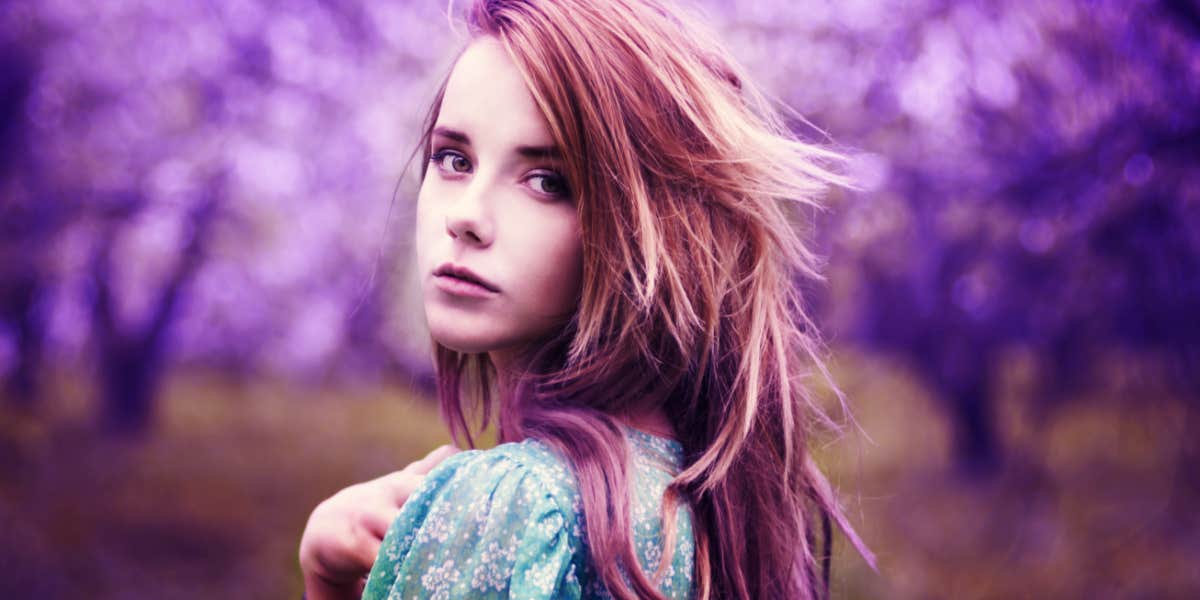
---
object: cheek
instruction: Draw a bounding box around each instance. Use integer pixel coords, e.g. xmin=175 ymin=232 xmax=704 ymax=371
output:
xmin=520 ymin=215 xmax=583 ymax=313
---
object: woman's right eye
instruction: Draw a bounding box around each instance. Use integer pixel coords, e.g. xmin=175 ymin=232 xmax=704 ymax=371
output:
xmin=430 ymin=149 xmax=472 ymax=174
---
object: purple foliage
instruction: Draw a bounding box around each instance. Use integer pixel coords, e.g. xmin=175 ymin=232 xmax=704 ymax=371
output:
xmin=0 ymin=0 xmax=1196 ymax=451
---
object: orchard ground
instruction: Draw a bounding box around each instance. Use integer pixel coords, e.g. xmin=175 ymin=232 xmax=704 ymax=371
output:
xmin=0 ymin=349 xmax=1195 ymax=599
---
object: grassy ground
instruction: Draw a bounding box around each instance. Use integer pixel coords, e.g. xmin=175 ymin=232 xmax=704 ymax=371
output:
xmin=819 ymin=351 xmax=1200 ymax=599
xmin=0 ymin=371 xmax=450 ymax=599
xmin=0 ymin=352 xmax=1196 ymax=598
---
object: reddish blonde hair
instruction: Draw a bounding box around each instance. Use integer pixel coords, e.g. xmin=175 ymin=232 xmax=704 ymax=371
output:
xmin=423 ymin=1 xmax=875 ymax=598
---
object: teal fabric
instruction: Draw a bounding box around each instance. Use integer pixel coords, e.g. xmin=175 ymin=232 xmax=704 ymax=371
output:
xmin=361 ymin=425 xmax=695 ymax=599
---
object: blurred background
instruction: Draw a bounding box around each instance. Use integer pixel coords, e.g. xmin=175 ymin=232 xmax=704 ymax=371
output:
xmin=0 ymin=0 xmax=1197 ymax=597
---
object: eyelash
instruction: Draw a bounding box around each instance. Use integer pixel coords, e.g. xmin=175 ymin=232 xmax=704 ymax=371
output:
xmin=429 ymin=149 xmax=472 ymax=175
xmin=429 ymin=148 xmax=571 ymax=199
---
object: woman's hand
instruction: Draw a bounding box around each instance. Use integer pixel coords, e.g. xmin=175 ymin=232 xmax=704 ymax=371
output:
xmin=298 ymin=444 xmax=460 ymax=600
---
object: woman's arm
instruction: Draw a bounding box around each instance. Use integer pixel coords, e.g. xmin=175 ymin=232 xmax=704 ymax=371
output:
xmin=298 ymin=445 xmax=459 ymax=600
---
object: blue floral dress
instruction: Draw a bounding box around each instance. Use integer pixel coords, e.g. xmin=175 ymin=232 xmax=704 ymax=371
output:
xmin=361 ymin=425 xmax=695 ymax=599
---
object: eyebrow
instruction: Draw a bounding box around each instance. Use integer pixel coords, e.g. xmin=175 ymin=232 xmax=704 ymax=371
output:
xmin=432 ymin=126 xmax=562 ymax=161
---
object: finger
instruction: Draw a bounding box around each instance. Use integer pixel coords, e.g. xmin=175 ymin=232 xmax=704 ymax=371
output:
xmin=310 ymin=526 xmax=383 ymax=586
xmin=362 ymin=505 xmax=402 ymax=540
xmin=316 ymin=530 xmax=376 ymax=585
xmin=378 ymin=469 xmax=421 ymax=499
xmin=408 ymin=444 xmax=460 ymax=475
xmin=348 ymin=530 xmax=382 ymax=577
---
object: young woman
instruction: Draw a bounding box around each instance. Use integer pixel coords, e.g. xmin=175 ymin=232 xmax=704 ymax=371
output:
xmin=299 ymin=0 xmax=875 ymax=598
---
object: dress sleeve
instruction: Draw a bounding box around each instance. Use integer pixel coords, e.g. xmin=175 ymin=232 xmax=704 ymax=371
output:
xmin=361 ymin=450 xmax=582 ymax=600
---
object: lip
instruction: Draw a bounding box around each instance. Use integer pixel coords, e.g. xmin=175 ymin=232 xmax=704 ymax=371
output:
xmin=433 ymin=263 xmax=500 ymax=297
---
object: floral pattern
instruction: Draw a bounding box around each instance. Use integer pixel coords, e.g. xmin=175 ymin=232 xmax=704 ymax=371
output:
xmin=361 ymin=425 xmax=695 ymax=599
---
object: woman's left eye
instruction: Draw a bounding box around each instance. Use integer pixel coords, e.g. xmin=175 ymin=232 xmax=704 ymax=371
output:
xmin=526 ymin=172 xmax=570 ymax=198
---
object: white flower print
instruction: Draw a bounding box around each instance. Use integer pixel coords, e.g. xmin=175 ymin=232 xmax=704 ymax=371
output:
xmin=416 ymin=507 xmax=454 ymax=544
xmin=419 ymin=560 xmax=458 ymax=600
xmin=365 ymin=434 xmax=693 ymax=600
xmin=522 ymin=552 xmax=562 ymax=596
xmin=470 ymin=538 xmax=518 ymax=592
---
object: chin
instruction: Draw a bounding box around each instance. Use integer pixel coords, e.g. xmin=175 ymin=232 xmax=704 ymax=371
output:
xmin=430 ymin=333 xmax=499 ymax=355
xmin=426 ymin=324 xmax=497 ymax=354
xmin=425 ymin=315 xmax=505 ymax=355
xmin=424 ymin=304 xmax=564 ymax=357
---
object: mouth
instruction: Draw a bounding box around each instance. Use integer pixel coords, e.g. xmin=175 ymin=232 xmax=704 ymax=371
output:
xmin=433 ymin=263 xmax=500 ymax=294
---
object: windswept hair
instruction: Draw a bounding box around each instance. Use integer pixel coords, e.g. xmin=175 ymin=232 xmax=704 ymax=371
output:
xmin=424 ymin=0 xmax=876 ymax=598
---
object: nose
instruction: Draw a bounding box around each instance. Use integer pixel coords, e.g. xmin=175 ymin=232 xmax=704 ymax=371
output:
xmin=444 ymin=176 xmax=494 ymax=247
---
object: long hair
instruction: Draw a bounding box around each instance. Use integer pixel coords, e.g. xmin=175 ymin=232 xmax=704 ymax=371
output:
xmin=423 ymin=1 xmax=876 ymax=598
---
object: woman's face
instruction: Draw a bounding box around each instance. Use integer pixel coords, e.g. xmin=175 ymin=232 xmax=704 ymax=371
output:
xmin=416 ymin=37 xmax=583 ymax=357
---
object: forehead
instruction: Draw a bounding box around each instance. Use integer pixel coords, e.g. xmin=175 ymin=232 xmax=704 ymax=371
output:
xmin=438 ymin=37 xmax=554 ymax=146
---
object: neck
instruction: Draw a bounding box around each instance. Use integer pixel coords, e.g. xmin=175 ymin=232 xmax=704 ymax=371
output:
xmin=618 ymin=406 xmax=676 ymax=440
xmin=487 ymin=347 xmax=523 ymax=394
xmin=486 ymin=348 xmax=677 ymax=442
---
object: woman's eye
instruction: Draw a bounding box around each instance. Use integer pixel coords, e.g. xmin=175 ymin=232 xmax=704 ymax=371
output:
xmin=431 ymin=150 xmax=472 ymax=174
xmin=527 ymin=173 xmax=570 ymax=198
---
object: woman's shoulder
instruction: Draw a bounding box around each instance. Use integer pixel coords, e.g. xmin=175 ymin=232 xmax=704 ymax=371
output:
xmin=363 ymin=441 xmax=587 ymax=599
xmin=427 ymin=427 xmax=686 ymax=513
xmin=419 ymin=438 xmax=583 ymax=516
xmin=364 ymin=430 xmax=695 ymax=599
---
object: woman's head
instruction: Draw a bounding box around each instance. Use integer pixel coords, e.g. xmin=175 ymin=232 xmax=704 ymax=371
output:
xmin=415 ymin=1 xmax=873 ymax=598
xmin=423 ymin=0 xmax=847 ymax=396
xmin=416 ymin=37 xmax=582 ymax=360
